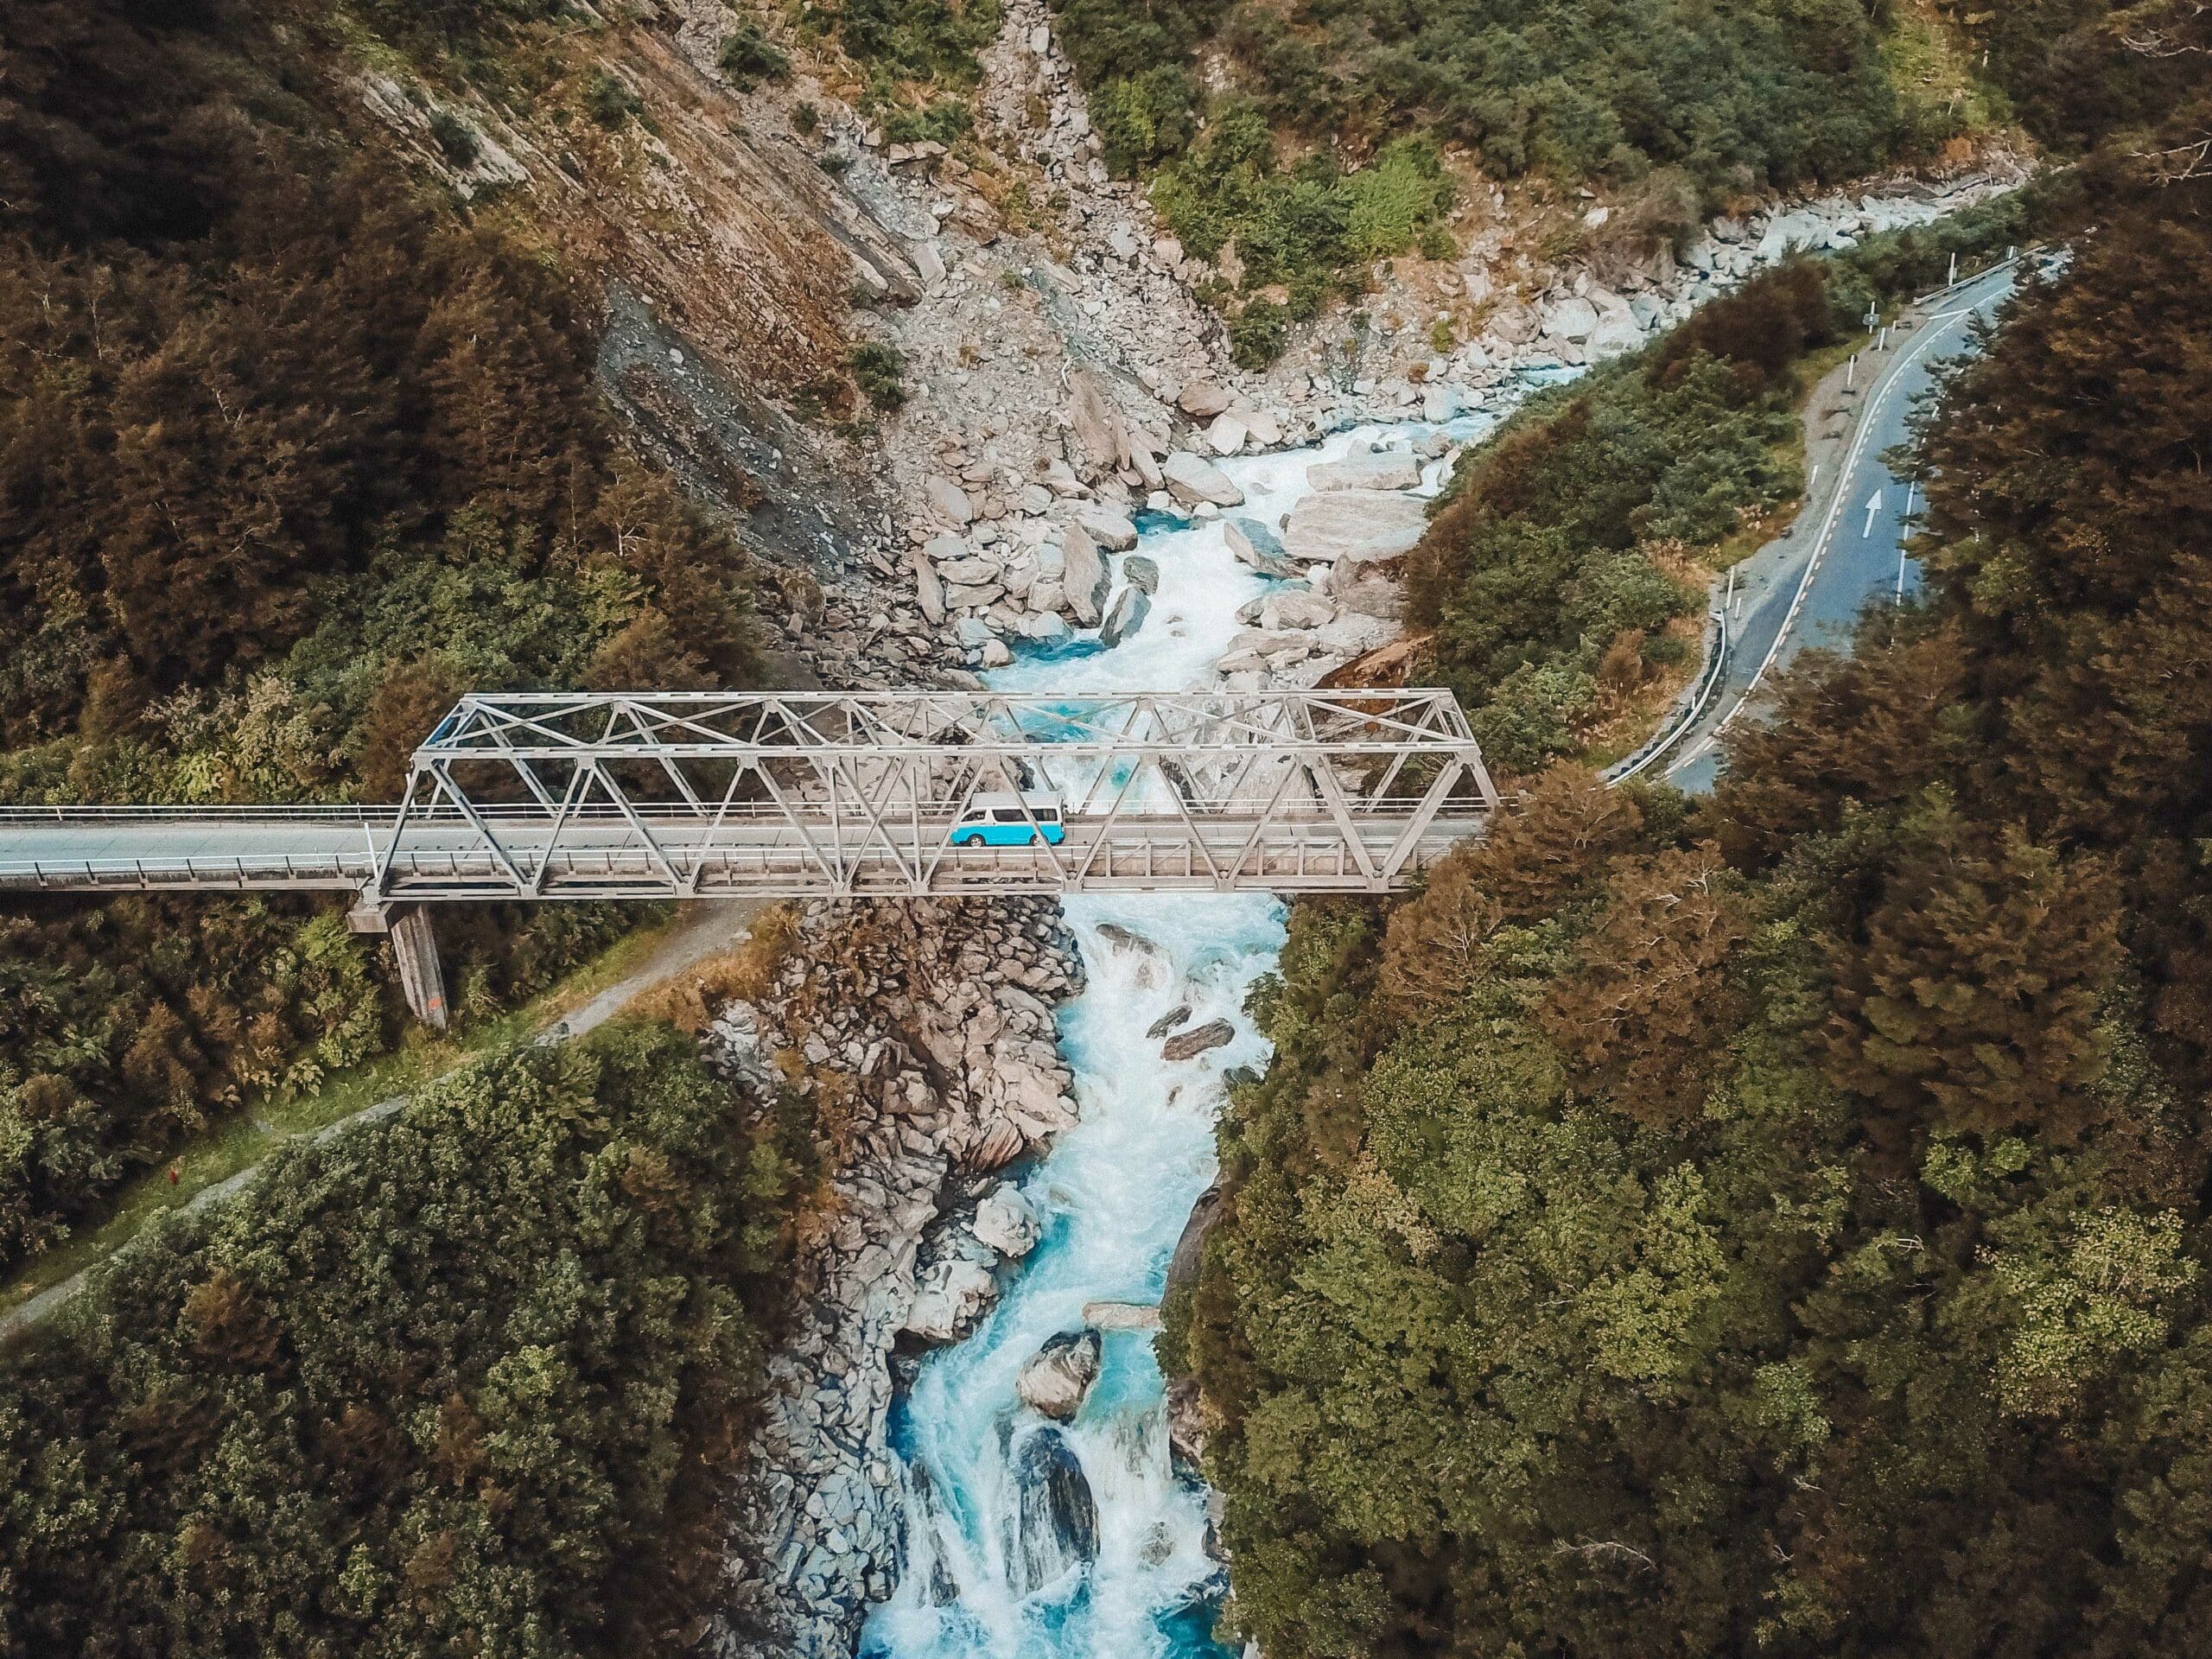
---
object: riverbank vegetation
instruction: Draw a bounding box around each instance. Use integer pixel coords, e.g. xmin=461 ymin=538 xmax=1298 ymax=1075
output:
xmin=1403 ymin=184 xmax=2036 ymax=772
xmin=0 ymin=1022 xmax=804 ymax=1657
xmin=1174 ymin=36 xmax=2212 ymax=1654
xmin=1052 ymin=0 xmax=1992 ymax=360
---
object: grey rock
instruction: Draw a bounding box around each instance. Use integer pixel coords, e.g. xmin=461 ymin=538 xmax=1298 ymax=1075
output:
xmin=1306 ymin=451 xmax=1421 ymax=492
xmin=925 ymin=474 xmax=976 ymax=526
xmin=1160 ymin=450 xmax=1243 ymax=508
xmin=1145 ymin=1003 xmax=1192 ymax=1039
xmin=904 ymin=1256 xmax=997 ymax=1342
xmin=1260 ymin=590 xmax=1335 ymax=630
xmin=1224 ymin=516 xmax=1301 ymax=579
xmin=1282 ymin=490 xmax=1430 ymax=566
xmin=1177 ymin=380 xmax=1232 ymax=419
xmin=1016 ymin=1329 xmax=1102 ymax=1421
xmin=1122 ymin=554 xmax=1160 ymax=595
xmin=1013 ymin=1428 xmax=1097 ymax=1593
xmin=1082 ymin=1300 xmax=1164 ymax=1332
xmin=1099 ymin=584 xmax=1150 ymax=647
xmin=1542 ymin=294 xmax=1599 ymax=341
xmin=1162 ymin=1018 xmax=1235 ymax=1061
xmin=973 ymin=1185 xmax=1041 ymax=1257
xmin=1061 ymin=525 xmax=1111 ymax=626
xmin=1075 ymin=506 xmax=1139 ymax=550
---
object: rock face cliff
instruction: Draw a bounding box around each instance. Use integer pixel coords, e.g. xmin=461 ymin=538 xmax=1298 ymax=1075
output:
xmin=703 ymin=897 xmax=1083 ymax=1659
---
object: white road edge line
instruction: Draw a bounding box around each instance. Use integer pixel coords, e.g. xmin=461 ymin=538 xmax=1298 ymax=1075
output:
xmin=1666 ymin=289 xmax=1998 ymax=774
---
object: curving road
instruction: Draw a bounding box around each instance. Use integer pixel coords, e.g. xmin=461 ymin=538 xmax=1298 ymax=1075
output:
xmin=1666 ymin=261 xmax=2023 ymax=792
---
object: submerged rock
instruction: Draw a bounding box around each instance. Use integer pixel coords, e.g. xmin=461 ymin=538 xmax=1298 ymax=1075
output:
xmin=1100 ymin=585 xmax=1150 ymax=646
xmin=1016 ymin=1328 xmax=1103 ymax=1421
xmin=1145 ymin=1003 xmax=1192 ymax=1039
xmin=1096 ymin=922 xmax=1159 ymax=956
xmin=1161 ymin=1018 xmax=1235 ymax=1061
xmin=1224 ymin=516 xmax=1301 ymax=580
xmin=1012 ymin=1427 xmax=1100 ymax=1593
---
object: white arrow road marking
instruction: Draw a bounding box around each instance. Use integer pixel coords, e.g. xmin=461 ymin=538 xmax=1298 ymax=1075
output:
xmin=1862 ymin=490 xmax=1884 ymax=537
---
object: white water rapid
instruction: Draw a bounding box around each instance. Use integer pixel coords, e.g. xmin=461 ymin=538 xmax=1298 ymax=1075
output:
xmin=860 ymin=410 xmax=1506 ymax=1659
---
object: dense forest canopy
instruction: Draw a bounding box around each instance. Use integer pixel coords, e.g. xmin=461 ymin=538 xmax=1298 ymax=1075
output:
xmin=0 ymin=0 xmax=759 ymax=800
xmin=0 ymin=0 xmax=753 ymax=1284
xmin=1048 ymin=0 xmax=1978 ymax=361
xmin=0 ymin=1024 xmax=801 ymax=1659
xmin=1173 ymin=20 xmax=2212 ymax=1655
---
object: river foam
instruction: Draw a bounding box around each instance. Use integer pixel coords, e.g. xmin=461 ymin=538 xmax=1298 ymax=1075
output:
xmin=863 ymin=410 xmax=1509 ymax=1659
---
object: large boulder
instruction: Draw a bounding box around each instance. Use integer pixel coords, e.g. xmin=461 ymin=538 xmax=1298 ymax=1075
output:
xmin=973 ymin=1185 xmax=1042 ymax=1257
xmin=1100 ymin=584 xmax=1150 ymax=647
xmin=1162 ymin=1017 xmax=1235 ymax=1060
xmin=1261 ymin=589 xmax=1335 ymax=630
xmin=1205 ymin=412 xmax=1249 ymax=455
xmin=1075 ymin=506 xmax=1138 ymax=551
xmin=904 ymin=1255 xmax=997 ymax=1342
xmin=1016 ymin=1329 xmax=1103 ymax=1421
xmin=1060 ymin=525 xmax=1111 ymax=626
xmin=1585 ymin=288 xmax=1644 ymax=356
xmin=1177 ymin=379 xmax=1233 ymax=419
xmin=1224 ymin=516 xmax=1301 ymax=579
xmin=1066 ymin=369 xmax=1125 ymax=475
xmin=1013 ymin=1428 xmax=1098 ymax=1593
xmin=1122 ymin=554 xmax=1160 ymax=595
xmin=1757 ymin=208 xmax=1830 ymax=262
xmin=1161 ymin=450 xmax=1244 ymax=508
xmin=1541 ymin=294 xmax=1599 ymax=341
xmin=1307 ymin=450 xmax=1421 ymax=492
xmin=1283 ymin=490 xmax=1430 ymax=566
xmin=924 ymin=474 xmax=976 ymax=526
xmin=1082 ymin=1300 xmax=1164 ymax=1332
xmin=905 ymin=546 xmax=945 ymax=625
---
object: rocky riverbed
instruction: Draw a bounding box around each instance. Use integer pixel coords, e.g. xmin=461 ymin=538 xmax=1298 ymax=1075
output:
xmin=707 ymin=897 xmax=1086 ymax=1659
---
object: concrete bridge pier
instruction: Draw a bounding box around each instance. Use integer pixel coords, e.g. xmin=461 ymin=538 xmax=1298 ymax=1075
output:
xmin=346 ymin=899 xmax=449 ymax=1030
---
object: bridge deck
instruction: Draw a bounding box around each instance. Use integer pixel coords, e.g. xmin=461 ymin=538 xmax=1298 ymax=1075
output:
xmin=0 ymin=807 xmax=1484 ymax=899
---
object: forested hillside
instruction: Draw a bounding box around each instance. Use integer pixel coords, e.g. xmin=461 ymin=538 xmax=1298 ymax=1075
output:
xmin=1401 ymin=188 xmax=2033 ymax=770
xmin=1050 ymin=0 xmax=1980 ymax=360
xmin=1173 ymin=26 xmax=2212 ymax=1656
xmin=0 ymin=0 xmax=763 ymax=1280
xmin=0 ymin=1023 xmax=802 ymax=1658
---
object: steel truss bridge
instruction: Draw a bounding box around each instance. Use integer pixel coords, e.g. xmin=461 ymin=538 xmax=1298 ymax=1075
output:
xmin=0 ymin=690 xmax=1499 ymax=904
xmin=0 ymin=690 xmax=1497 ymax=1026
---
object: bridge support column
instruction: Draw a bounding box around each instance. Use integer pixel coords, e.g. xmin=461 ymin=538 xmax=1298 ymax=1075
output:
xmin=347 ymin=899 xmax=448 ymax=1030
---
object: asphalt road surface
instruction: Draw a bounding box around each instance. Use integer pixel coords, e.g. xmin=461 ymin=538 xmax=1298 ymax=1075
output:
xmin=1667 ymin=260 xmax=2024 ymax=792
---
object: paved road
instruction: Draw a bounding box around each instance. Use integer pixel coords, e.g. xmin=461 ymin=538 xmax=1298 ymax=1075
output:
xmin=1666 ymin=262 xmax=2021 ymax=791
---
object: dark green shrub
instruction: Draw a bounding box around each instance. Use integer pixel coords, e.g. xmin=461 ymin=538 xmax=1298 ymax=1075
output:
xmin=720 ymin=22 xmax=792 ymax=88
xmin=586 ymin=68 xmax=643 ymax=127
xmin=1228 ymin=299 xmax=1289 ymax=367
xmin=427 ymin=109 xmax=480 ymax=165
xmin=849 ymin=340 xmax=906 ymax=410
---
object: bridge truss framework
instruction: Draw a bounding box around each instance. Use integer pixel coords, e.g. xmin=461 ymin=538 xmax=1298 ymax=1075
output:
xmin=372 ymin=688 xmax=1500 ymax=901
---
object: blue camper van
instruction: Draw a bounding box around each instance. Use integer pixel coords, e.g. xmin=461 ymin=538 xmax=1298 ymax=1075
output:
xmin=948 ymin=791 xmax=1067 ymax=847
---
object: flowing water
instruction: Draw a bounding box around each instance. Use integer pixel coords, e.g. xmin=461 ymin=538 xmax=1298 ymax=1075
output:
xmin=861 ymin=410 xmax=1504 ymax=1659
